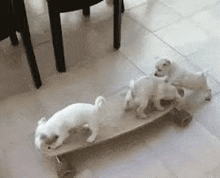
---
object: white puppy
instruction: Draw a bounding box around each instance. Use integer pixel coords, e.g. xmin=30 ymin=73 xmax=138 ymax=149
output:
xmin=124 ymin=75 xmax=183 ymax=119
xmin=154 ymin=58 xmax=211 ymax=100
xmin=35 ymin=96 xmax=106 ymax=150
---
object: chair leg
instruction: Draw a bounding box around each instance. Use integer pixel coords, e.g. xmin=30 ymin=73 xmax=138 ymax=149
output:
xmin=114 ymin=0 xmax=122 ymax=49
xmin=48 ymin=6 xmax=66 ymax=72
xmin=18 ymin=0 xmax=42 ymax=88
xmin=121 ymin=0 xmax=125 ymax=13
xmin=9 ymin=1 xmax=19 ymax=46
xmin=9 ymin=29 xmax=19 ymax=46
xmin=21 ymin=31 xmax=42 ymax=88
xmin=83 ymin=6 xmax=90 ymax=16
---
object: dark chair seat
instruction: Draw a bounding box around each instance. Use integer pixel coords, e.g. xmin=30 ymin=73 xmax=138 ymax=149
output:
xmin=0 ymin=0 xmax=42 ymax=88
xmin=47 ymin=0 xmax=104 ymax=13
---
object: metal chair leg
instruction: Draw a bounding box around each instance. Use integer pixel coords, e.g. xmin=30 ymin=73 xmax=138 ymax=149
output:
xmin=48 ymin=5 xmax=66 ymax=72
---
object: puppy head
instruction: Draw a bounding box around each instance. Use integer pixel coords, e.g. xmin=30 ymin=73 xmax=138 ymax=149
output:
xmin=155 ymin=58 xmax=171 ymax=77
xmin=124 ymin=80 xmax=138 ymax=111
xmin=35 ymin=117 xmax=59 ymax=150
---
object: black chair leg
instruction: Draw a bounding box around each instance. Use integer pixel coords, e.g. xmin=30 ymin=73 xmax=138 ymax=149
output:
xmin=83 ymin=6 xmax=90 ymax=16
xmin=21 ymin=31 xmax=42 ymax=88
xmin=18 ymin=0 xmax=42 ymax=88
xmin=48 ymin=6 xmax=66 ymax=72
xmin=9 ymin=0 xmax=19 ymax=46
xmin=121 ymin=0 xmax=125 ymax=13
xmin=9 ymin=29 xmax=19 ymax=46
xmin=114 ymin=0 xmax=122 ymax=49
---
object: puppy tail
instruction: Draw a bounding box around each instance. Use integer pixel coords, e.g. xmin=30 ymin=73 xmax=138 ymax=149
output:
xmin=129 ymin=79 xmax=135 ymax=89
xmin=95 ymin=96 xmax=106 ymax=108
xmin=201 ymin=69 xmax=209 ymax=77
xmin=196 ymin=68 xmax=209 ymax=77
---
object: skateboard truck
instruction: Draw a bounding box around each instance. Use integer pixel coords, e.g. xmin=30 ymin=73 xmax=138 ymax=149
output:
xmin=172 ymin=108 xmax=192 ymax=127
xmin=56 ymin=156 xmax=76 ymax=178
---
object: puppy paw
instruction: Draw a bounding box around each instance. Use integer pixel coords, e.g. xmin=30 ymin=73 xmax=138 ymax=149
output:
xmin=136 ymin=112 xmax=147 ymax=119
xmin=156 ymin=106 xmax=165 ymax=111
xmin=205 ymin=94 xmax=211 ymax=101
xmin=87 ymin=136 xmax=96 ymax=143
xmin=205 ymin=89 xmax=211 ymax=101
xmin=83 ymin=124 xmax=90 ymax=129
xmin=48 ymin=144 xmax=60 ymax=150
xmin=140 ymin=113 xmax=147 ymax=119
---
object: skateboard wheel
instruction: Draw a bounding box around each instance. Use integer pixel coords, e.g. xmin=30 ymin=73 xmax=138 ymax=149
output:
xmin=56 ymin=156 xmax=76 ymax=178
xmin=173 ymin=109 xmax=192 ymax=127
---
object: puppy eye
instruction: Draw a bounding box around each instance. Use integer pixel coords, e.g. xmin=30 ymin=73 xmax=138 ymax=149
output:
xmin=163 ymin=63 xmax=167 ymax=67
xmin=55 ymin=135 xmax=59 ymax=139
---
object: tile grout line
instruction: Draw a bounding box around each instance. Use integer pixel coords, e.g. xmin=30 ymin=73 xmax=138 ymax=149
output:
xmin=195 ymin=114 xmax=220 ymax=145
xmin=158 ymin=0 xmax=219 ymax=19
xmin=125 ymin=11 xmax=153 ymax=33
xmin=101 ymin=49 xmax=147 ymax=98
xmin=151 ymin=32 xmax=189 ymax=59
xmin=124 ymin=1 xmax=147 ymax=12
xmin=150 ymin=1 xmax=186 ymax=33
xmin=148 ymin=147 xmax=178 ymax=178
xmin=119 ymin=50 xmax=147 ymax=76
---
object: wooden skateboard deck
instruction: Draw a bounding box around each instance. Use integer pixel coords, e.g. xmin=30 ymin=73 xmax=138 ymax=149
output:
xmin=41 ymin=90 xmax=177 ymax=157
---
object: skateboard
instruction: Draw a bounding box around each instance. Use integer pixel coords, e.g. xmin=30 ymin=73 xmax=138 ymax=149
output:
xmin=41 ymin=90 xmax=192 ymax=157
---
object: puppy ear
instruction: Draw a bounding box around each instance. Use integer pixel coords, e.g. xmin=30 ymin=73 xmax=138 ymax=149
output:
xmin=129 ymin=80 xmax=135 ymax=89
xmin=126 ymin=90 xmax=135 ymax=100
xmin=164 ymin=59 xmax=171 ymax=66
xmin=38 ymin=117 xmax=46 ymax=125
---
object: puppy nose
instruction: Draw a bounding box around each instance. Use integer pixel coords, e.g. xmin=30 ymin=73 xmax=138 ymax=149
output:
xmin=154 ymin=73 xmax=158 ymax=76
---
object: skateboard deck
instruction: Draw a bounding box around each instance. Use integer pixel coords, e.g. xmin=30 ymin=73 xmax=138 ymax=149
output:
xmin=41 ymin=90 xmax=177 ymax=157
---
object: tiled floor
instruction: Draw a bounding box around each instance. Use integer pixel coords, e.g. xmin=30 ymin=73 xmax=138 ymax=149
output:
xmin=1 ymin=0 xmax=220 ymax=177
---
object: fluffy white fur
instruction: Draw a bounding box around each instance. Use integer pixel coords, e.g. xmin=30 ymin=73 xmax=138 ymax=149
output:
xmin=35 ymin=96 xmax=106 ymax=150
xmin=124 ymin=75 xmax=183 ymax=119
xmin=154 ymin=58 xmax=211 ymax=100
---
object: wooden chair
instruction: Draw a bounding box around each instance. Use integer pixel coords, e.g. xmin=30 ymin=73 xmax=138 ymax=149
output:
xmin=0 ymin=0 xmax=42 ymax=88
xmin=46 ymin=0 xmax=125 ymax=72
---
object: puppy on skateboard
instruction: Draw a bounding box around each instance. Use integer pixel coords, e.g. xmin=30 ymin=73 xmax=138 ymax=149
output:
xmin=35 ymin=96 xmax=106 ymax=150
xmin=124 ymin=75 xmax=183 ymax=119
xmin=154 ymin=58 xmax=211 ymax=100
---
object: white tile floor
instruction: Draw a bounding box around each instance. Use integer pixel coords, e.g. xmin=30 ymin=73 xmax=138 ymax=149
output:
xmin=1 ymin=0 xmax=220 ymax=177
